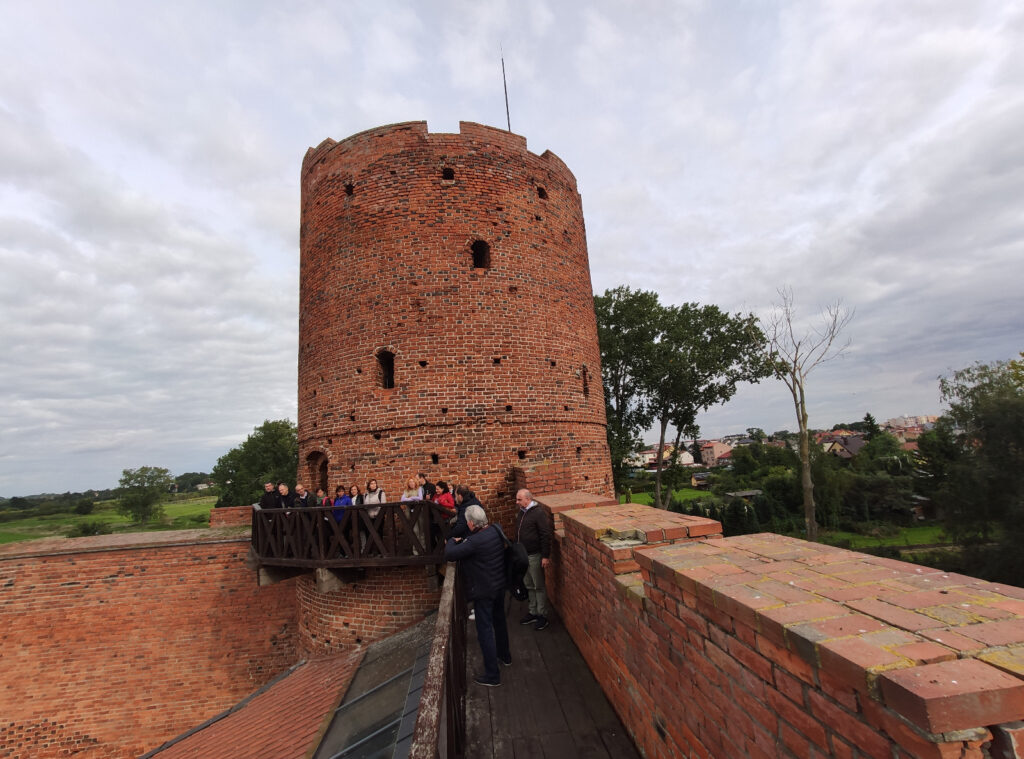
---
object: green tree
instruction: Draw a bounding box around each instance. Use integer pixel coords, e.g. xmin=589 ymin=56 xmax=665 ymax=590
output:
xmin=174 ymin=472 xmax=210 ymax=492
xmin=862 ymin=412 xmax=881 ymax=440
xmin=67 ymin=520 xmax=113 ymax=538
xmin=594 ymin=288 xmax=770 ymax=504
xmin=594 ymin=287 xmax=660 ymax=491
xmin=117 ymin=466 xmax=173 ymax=524
xmin=767 ymin=287 xmax=854 ymax=541
xmin=212 ymin=419 xmax=298 ymax=507
xmin=641 ymin=303 xmax=771 ymax=510
xmin=916 ymin=356 xmax=1024 ymax=581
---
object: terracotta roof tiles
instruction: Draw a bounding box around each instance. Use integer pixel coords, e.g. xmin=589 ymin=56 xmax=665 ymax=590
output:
xmin=152 ymin=650 xmax=362 ymax=759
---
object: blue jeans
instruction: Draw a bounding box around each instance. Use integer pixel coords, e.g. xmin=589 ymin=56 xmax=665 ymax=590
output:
xmin=474 ymin=594 xmax=511 ymax=682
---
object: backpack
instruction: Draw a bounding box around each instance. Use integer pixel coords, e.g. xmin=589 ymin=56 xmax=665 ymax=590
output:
xmin=495 ymin=524 xmax=529 ymax=601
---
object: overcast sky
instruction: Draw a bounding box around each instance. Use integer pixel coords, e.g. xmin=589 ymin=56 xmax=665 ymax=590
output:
xmin=1 ymin=1 xmax=1022 ymax=496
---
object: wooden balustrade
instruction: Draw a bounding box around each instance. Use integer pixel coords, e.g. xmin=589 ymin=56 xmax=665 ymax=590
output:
xmin=250 ymin=501 xmax=452 ymax=568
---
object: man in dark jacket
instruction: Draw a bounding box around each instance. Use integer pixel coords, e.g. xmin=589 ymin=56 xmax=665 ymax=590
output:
xmin=276 ymin=482 xmax=295 ymax=510
xmin=445 ymin=503 xmax=511 ymax=686
xmin=294 ymin=483 xmax=314 ymax=508
xmin=515 ymin=488 xmax=552 ymax=630
xmin=450 ymin=485 xmax=480 ymax=540
xmin=258 ymin=482 xmax=277 ymax=509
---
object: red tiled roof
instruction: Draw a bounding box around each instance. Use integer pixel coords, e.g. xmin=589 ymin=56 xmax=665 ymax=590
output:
xmin=153 ymin=650 xmax=363 ymax=759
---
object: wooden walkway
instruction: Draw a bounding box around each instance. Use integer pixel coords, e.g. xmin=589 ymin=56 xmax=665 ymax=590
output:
xmin=465 ymin=602 xmax=641 ymax=758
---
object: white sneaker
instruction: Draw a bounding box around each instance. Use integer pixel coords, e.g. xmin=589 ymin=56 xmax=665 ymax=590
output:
xmin=468 ymin=609 xmax=476 ymax=620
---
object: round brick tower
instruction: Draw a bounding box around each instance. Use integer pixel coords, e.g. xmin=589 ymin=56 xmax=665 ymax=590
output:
xmin=298 ymin=121 xmax=613 ymax=524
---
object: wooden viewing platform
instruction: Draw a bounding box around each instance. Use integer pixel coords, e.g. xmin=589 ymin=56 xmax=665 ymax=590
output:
xmin=250 ymin=500 xmax=451 ymax=570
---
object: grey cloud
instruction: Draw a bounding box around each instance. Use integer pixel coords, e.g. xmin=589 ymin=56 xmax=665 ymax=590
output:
xmin=2 ymin=2 xmax=1023 ymax=492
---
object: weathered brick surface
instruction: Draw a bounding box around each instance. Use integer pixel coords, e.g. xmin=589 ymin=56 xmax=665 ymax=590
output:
xmin=552 ymin=511 xmax=1024 ymax=759
xmin=295 ymin=566 xmax=440 ymax=657
xmin=879 ymin=659 xmax=1024 ymax=733
xmin=0 ymin=531 xmax=298 ymax=758
xmin=209 ymin=504 xmax=252 ymax=527
xmin=297 ymin=122 xmax=614 ymax=531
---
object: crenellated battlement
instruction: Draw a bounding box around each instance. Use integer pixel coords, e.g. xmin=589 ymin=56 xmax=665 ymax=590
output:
xmin=301 ymin=120 xmax=576 ymax=190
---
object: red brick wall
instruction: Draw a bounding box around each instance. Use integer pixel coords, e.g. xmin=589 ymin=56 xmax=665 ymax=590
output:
xmin=553 ymin=503 xmax=1024 ymax=759
xmin=295 ymin=566 xmax=441 ymax=657
xmin=297 ymin=121 xmax=613 ymax=528
xmin=209 ymin=504 xmax=252 ymax=527
xmin=0 ymin=532 xmax=298 ymax=759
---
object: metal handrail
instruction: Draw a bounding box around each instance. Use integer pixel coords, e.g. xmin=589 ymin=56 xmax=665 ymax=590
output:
xmin=250 ymin=501 xmax=452 ymax=568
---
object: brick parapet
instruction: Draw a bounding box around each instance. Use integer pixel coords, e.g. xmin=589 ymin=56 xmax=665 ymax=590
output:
xmin=209 ymin=505 xmax=252 ymax=527
xmin=553 ymin=504 xmax=1024 ymax=758
xmin=0 ymin=533 xmax=298 ymax=758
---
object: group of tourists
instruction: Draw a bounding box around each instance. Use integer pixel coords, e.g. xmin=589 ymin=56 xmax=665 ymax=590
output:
xmin=258 ymin=475 xmax=555 ymax=689
xmin=256 ymin=473 xmax=455 ymax=519
xmin=444 ymin=487 xmax=553 ymax=688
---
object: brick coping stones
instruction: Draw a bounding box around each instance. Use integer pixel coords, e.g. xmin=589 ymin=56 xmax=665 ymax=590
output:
xmin=0 ymin=526 xmax=249 ymax=560
xmin=558 ymin=513 xmax=1024 ymax=737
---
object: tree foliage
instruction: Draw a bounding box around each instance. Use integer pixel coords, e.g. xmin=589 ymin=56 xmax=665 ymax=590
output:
xmin=174 ymin=472 xmax=211 ymax=492
xmin=117 ymin=466 xmax=173 ymax=524
xmin=641 ymin=302 xmax=771 ymax=509
xmin=211 ymin=419 xmax=298 ymax=507
xmin=594 ymin=287 xmax=771 ymax=504
xmin=594 ymin=287 xmax=660 ymax=490
xmin=916 ymin=355 xmax=1024 ymax=582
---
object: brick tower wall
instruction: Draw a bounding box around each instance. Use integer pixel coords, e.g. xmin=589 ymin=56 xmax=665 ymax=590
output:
xmin=297 ymin=121 xmax=613 ymax=528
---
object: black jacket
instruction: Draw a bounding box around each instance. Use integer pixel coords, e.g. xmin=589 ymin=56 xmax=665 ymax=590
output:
xmin=444 ymin=525 xmax=506 ymax=600
xmin=516 ymin=503 xmax=552 ymax=558
xmin=450 ymin=495 xmax=480 ymax=540
xmin=258 ymin=490 xmax=278 ymax=509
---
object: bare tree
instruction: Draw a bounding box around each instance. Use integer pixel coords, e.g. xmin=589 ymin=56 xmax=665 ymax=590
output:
xmin=767 ymin=288 xmax=853 ymax=541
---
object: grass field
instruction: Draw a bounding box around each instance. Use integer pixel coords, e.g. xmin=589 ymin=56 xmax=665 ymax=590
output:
xmin=821 ymin=524 xmax=949 ymax=549
xmin=0 ymin=496 xmax=216 ymax=544
xmin=614 ymin=490 xmax=952 ymax=550
xmin=619 ymin=488 xmax=709 ymax=506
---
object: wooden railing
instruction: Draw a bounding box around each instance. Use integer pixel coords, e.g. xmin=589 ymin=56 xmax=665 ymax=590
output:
xmin=409 ymin=563 xmax=468 ymax=759
xmin=250 ymin=501 xmax=452 ymax=568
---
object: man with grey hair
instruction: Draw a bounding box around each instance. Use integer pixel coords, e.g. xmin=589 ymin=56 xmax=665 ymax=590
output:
xmin=445 ymin=502 xmax=512 ymax=687
xmin=515 ymin=488 xmax=552 ymax=630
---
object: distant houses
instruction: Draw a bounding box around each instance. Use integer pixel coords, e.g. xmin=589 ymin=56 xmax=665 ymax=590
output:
xmin=634 ymin=445 xmax=695 ymax=470
xmin=630 ymin=413 xmax=936 ymax=473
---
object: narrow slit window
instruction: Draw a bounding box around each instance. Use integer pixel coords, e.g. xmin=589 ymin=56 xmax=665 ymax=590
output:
xmin=377 ymin=350 xmax=395 ymax=389
xmin=471 ymin=239 xmax=491 ymax=269
xmin=581 ymin=366 xmax=590 ymax=397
